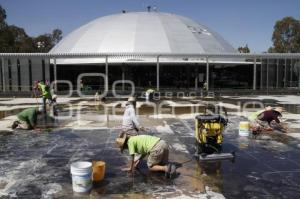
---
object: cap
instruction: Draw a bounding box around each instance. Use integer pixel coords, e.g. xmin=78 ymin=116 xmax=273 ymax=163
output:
xmin=273 ymin=107 xmax=284 ymax=113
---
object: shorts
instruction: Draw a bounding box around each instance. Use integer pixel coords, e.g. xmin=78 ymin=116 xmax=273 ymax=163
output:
xmin=147 ymin=140 xmax=169 ymax=168
xmin=120 ymin=129 xmax=139 ymax=138
xmin=251 ymin=119 xmax=269 ymax=129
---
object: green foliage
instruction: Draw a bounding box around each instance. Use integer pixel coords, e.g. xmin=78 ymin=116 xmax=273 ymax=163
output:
xmin=238 ymin=44 xmax=250 ymax=53
xmin=34 ymin=34 xmax=53 ymax=52
xmin=0 ymin=4 xmax=63 ymax=53
xmin=51 ymin=29 xmax=63 ymax=45
xmin=270 ymin=16 xmax=300 ymax=53
xmin=0 ymin=5 xmax=7 ymax=30
xmin=267 ymin=47 xmax=276 ymax=53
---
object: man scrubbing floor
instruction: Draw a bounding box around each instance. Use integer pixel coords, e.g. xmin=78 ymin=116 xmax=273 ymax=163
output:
xmin=116 ymin=134 xmax=176 ymax=178
xmin=11 ymin=107 xmax=43 ymax=130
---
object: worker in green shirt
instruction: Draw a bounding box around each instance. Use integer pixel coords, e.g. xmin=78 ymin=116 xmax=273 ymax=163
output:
xmin=11 ymin=107 xmax=43 ymax=130
xmin=115 ymin=134 xmax=176 ymax=178
xmin=33 ymin=80 xmax=53 ymax=114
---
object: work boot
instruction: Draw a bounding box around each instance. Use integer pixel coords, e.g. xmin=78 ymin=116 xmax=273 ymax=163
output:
xmin=11 ymin=121 xmax=20 ymax=129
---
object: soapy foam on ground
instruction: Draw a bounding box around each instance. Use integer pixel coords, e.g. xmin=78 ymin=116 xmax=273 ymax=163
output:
xmin=222 ymin=95 xmax=300 ymax=105
xmin=0 ymin=97 xmax=81 ymax=105
xmin=0 ymin=159 xmax=47 ymax=197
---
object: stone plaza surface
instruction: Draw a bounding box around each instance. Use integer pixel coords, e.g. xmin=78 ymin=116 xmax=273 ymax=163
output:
xmin=0 ymin=96 xmax=300 ymax=198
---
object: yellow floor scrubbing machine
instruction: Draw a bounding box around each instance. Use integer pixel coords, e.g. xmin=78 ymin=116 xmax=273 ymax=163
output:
xmin=195 ymin=114 xmax=235 ymax=161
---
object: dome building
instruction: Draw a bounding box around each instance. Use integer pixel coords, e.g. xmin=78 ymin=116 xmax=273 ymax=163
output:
xmin=0 ymin=11 xmax=298 ymax=94
xmin=0 ymin=11 xmax=268 ymax=93
xmin=50 ymin=11 xmax=255 ymax=91
xmin=50 ymin=12 xmax=236 ymax=56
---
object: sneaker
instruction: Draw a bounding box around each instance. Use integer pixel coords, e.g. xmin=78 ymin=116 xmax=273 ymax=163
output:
xmin=11 ymin=121 xmax=20 ymax=129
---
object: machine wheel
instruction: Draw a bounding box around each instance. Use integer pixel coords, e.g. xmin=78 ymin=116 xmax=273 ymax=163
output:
xmin=206 ymin=137 xmax=222 ymax=153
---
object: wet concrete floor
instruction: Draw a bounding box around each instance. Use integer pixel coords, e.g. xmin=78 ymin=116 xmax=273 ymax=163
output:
xmin=220 ymin=97 xmax=300 ymax=114
xmin=1 ymin=110 xmax=300 ymax=198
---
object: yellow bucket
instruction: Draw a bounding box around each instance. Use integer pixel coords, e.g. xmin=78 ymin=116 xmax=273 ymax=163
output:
xmin=239 ymin=121 xmax=250 ymax=129
xmin=239 ymin=121 xmax=250 ymax=136
xmin=92 ymin=161 xmax=106 ymax=182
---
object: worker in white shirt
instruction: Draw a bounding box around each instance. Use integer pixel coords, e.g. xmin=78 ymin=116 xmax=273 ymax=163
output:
xmin=121 ymin=96 xmax=144 ymax=136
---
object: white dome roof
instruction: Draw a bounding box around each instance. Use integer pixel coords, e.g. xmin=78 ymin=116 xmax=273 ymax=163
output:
xmin=50 ymin=12 xmax=236 ymax=54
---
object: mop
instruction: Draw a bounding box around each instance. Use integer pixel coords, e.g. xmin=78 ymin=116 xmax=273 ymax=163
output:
xmin=32 ymin=89 xmax=40 ymax=106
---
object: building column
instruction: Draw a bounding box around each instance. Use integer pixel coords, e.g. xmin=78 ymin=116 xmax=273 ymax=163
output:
xmin=260 ymin=59 xmax=263 ymax=89
xmin=284 ymin=58 xmax=287 ymax=88
xmin=122 ymin=65 xmax=125 ymax=91
xmin=187 ymin=65 xmax=190 ymax=89
xmin=276 ymin=59 xmax=279 ymax=88
xmin=253 ymin=57 xmax=257 ymax=90
xmin=195 ymin=64 xmax=198 ymax=90
xmin=290 ymin=59 xmax=293 ymax=87
xmin=42 ymin=59 xmax=46 ymax=82
xmin=105 ymin=56 xmax=108 ymax=91
xmin=206 ymin=56 xmax=209 ymax=90
xmin=1 ymin=57 xmax=5 ymax=92
xmin=53 ymin=58 xmax=57 ymax=92
xmin=266 ymin=59 xmax=269 ymax=91
xmin=156 ymin=56 xmax=160 ymax=91
xmin=298 ymin=59 xmax=300 ymax=89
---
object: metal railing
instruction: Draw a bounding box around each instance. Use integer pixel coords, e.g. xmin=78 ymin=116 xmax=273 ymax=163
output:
xmin=0 ymin=52 xmax=299 ymax=59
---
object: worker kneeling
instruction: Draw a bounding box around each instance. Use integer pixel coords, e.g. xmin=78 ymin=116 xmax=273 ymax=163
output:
xmin=249 ymin=106 xmax=286 ymax=133
xmin=11 ymin=107 xmax=43 ymax=130
xmin=115 ymin=134 xmax=176 ymax=178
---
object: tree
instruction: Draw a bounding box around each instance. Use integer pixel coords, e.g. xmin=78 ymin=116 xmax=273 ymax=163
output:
xmin=34 ymin=34 xmax=53 ymax=52
xmin=8 ymin=25 xmax=30 ymax=52
xmin=270 ymin=16 xmax=300 ymax=53
xmin=0 ymin=5 xmax=7 ymax=30
xmin=267 ymin=47 xmax=276 ymax=53
xmin=0 ymin=5 xmax=10 ymax=52
xmin=238 ymin=44 xmax=250 ymax=53
xmin=0 ymin=25 xmax=36 ymax=53
xmin=51 ymin=29 xmax=62 ymax=45
xmin=0 ymin=28 xmax=15 ymax=52
xmin=0 ymin=5 xmax=63 ymax=53
xmin=34 ymin=28 xmax=63 ymax=52
xmin=18 ymin=37 xmax=36 ymax=52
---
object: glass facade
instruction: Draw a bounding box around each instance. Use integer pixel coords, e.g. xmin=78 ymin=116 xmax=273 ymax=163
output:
xmin=0 ymin=56 xmax=299 ymax=93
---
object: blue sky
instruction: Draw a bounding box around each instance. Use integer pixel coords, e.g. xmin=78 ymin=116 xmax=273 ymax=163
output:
xmin=1 ymin=0 xmax=300 ymax=53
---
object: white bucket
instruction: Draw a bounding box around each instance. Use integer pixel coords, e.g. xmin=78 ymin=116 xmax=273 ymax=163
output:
xmin=70 ymin=161 xmax=92 ymax=193
xmin=239 ymin=121 xmax=250 ymax=136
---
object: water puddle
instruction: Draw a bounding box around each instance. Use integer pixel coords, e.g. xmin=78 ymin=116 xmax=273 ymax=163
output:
xmin=0 ymin=108 xmax=24 ymax=119
xmin=220 ymin=97 xmax=300 ymax=114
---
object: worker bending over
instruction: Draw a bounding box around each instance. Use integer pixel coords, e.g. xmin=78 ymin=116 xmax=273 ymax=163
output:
xmin=116 ymin=134 xmax=176 ymax=178
xmin=249 ymin=107 xmax=286 ymax=133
